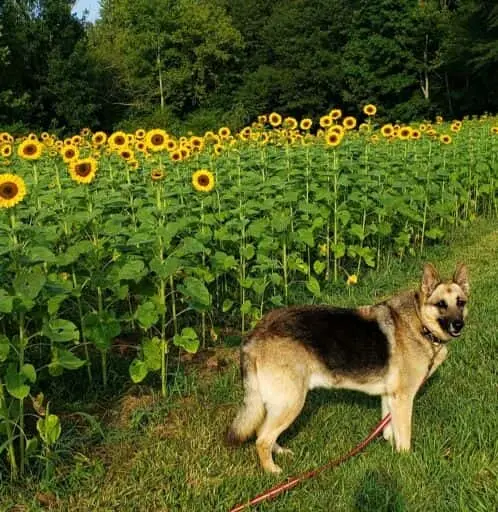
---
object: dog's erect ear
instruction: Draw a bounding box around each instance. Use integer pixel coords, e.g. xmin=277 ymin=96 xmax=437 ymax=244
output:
xmin=453 ymin=263 xmax=470 ymax=296
xmin=421 ymin=263 xmax=440 ymax=297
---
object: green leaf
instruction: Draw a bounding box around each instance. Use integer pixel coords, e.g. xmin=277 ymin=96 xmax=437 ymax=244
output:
xmin=25 ymin=437 xmax=39 ymax=457
xmin=47 ymin=294 xmax=69 ymax=316
xmin=176 ymin=237 xmax=206 ymax=257
xmin=306 ymin=276 xmax=321 ymax=297
xmin=173 ymin=327 xmax=199 ymax=354
xmin=331 ymin=242 xmax=346 ymax=259
xmin=178 ymin=277 xmax=211 ymax=307
xmin=0 ymin=335 xmax=9 ymax=362
xmin=5 ymin=363 xmax=30 ymax=400
xmin=27 ymin=246 xmax=56 ymax=264
xmin=222 ymin=299 xmax=234 ymax=312
xmin=241 ymin=244 xmax=255 ymax=260
xmin=21 ymin=364 xmax=36 ymax=383
xmin=142 ymin=337 xmax=162 ymax=371
xmin=13 ymin=267 xmax=46 ymax=303
xmin=296 ymin=229 xmax=314 ymax=247
xmin=0 ymin=289 xmax=14 ymax=313
xmin=129 ymin=359 xmax=148 ymax=383
xmin=43 ymin=319 xmax=80 ymax=343
xmin=313 ymin=260 xmax=326 ymax=275
xmin=135 ymin=301 xmax=159 ymax=330
xmin=240 ymin=300 xmax=252 ymax=315
xmin=149 ymin=256 xmax=183 ymax=279
xmin=37 ymin=414 xmax=61 ymax=447
xmin=83 ymin=312 xmax=121 ymax=351
xmin=54 ymin=348 xmax=86 ymax=370
xmin=117 ymin=259 xmax=146 ymax=282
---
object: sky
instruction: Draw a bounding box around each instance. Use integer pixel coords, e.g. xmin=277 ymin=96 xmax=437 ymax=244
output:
xmin=73 ymin=0 xmax=100 ymax=23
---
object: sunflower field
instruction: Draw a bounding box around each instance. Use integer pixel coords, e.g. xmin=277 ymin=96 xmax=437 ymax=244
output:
xmin=1 ymin=106 xmax=498 ymax=479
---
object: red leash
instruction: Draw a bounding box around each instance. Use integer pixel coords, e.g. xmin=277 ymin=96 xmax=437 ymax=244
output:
xmin=229 ymin=412 xmax=392 ymax=511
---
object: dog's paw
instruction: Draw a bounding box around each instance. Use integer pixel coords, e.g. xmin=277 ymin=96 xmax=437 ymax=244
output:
xmin=383 ymin=426 xmax=394 ymax=444
xmin=273 ymin=443 xmax=294 ymax=456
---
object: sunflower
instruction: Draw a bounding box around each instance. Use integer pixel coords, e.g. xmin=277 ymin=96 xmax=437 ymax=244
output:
xmin=213 ymin=143 xmax=223 ymax=156
xmin=1 ymin=145 xmax=12 ymax=158
xmin=71 ymin=135 xmax=82 ymax=146
xmin=55 ymin=141 xmax=64 ymax=150
xmin=135 ymin=141 xmax=147 ymax=153
xmin=343 ymin=116 xmax=357 ymax=130
xmin=0 ymin=174 xmax=26 ymax=208
xmin=68 ymin=158 xmax=97 ymax=184
xmin=170 ymin=150 xmax=183 ymax=162
xmin=62 ymin=145 xmax=79 ymax=163
xmin=190 ymin=136 xmax=204 ymax=152
xmin=370 ymin=134 xmax=380 ymax=143
xmin=300 ymin=118 xmax=312 ymax=131
xmin=239 ymin=127 xmax=252 ymax=141
xmin=0 ymin=132 xmax=11 ymax=143
xmin=363 ymin=104 xmax=377 ymax=116
xmin=491 ymin=127 xmax=498 ymax=135
xmin=325 ymin=131 xmax=343 ymax=147
xmin=151 ymin=168 xmax=165 ymax=181
xmin=218 ymin=126 xmax=231 ymax=139
xmin=347 ymin=274 xmax=358 ymax=286
xmin=283 ymin=117 xmax=298 ymax=130
xmin=269 ymin=113 xmax=282 ymax=127
xmin=411 ymin=129 xmax=421 ymax=140
xmin=40 ymin=132 xmax=50 ymax=141
xmin=329 ymin=109 xmax=342 ymax=120
xmin=135 ymin=128 xmax=146 ymax=140
xmin=435 ymin=115 xmax=443 ymax=124
xmin=145 ymin=129 xmax=167 ymax=152
xmin=257 ymin=115 xmax=268 ymax=124
xmin=108 ymin=131 xmax=128 ymax=149
xmin=18 ymin=140 xmax=43 ymax=160
xmin=128 ymin=159 xmax=139 ymax=170
xmin=427 ymin=129 xmax=438 ymax=137
xmin=192 ymin=169 xmax=215 ymax=192
xmin=119 ymin=148 xmax=134 ymax=161
xmin=440 ymin=134 xmax=452 ymax=145
xmin=450 ymin=123 xmax=461 ymax=133
xmin=398 ymin=127 xmax=412 ymax=140
xmin=92 ymin=131 xmax=107 ymax=146
xmin=180 ymin=147 xmax=190 ymax=159
xmin=165 ymin=139 xmax=178 ymax=152
xmin=319 ymin=115 xmax=333 ymax=128
xmin=28 ymin=133 xmax=38 ymax=141
xmin=329 ymin=125 xmax=345 ymax=137
xmin=359 ymin=123 xmax=370 ymax=133
xmin=419 ymin=123 xmax=427 ymax=132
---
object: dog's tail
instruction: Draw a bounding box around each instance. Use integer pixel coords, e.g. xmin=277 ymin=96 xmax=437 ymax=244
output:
xmin=226 ymin=348 xmax=265 ymax=445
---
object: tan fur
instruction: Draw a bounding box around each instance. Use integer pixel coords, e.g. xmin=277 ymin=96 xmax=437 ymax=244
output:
xmin=227 ymin=263 xmax=469 ymax=473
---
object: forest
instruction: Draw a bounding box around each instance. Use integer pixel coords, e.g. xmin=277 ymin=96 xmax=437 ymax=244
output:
xmin=1 ymin=0 xmax=498 ymax=132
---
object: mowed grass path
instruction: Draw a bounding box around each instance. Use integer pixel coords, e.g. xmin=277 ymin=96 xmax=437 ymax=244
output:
xmin=3 ymin=219 xmax=498 ymax=511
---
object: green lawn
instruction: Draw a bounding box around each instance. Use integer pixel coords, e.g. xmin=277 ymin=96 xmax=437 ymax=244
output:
xmin=2 ymin=218 xmax=497 ymax=511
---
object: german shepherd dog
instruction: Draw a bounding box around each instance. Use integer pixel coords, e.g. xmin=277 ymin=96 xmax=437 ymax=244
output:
xmin=227 ymin=263 xmax=469 ymax=473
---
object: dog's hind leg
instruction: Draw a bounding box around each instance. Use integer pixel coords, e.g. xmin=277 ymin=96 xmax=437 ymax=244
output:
xmin=255 ymin=373 xmax=307 ymax=473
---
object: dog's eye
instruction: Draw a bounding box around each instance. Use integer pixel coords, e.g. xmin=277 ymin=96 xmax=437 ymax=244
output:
xmin=457 ymin=298 xmax=466 ymax=308
xmin=435 ymin=300 xmax=448 ymax=309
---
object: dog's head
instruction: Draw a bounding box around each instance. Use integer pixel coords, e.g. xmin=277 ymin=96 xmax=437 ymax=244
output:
xmin=419 ymin=263 xmax=470 ymax=342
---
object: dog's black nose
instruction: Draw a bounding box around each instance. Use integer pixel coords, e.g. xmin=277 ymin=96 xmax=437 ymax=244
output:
xmin=451 ymin=319 xmax=464 ymax=332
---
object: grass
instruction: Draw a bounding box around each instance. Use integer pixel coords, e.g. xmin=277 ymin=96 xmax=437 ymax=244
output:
xmin=1 ymin=217 xmax=497 ymax=511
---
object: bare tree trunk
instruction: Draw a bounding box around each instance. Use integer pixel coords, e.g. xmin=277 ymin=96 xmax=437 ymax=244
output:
xmin=420 ymin=34 xmax=430 ymax=100
xmin=157 ymin=39 xmax=164 ymax=112
xmin=444 ymin=71 xmax=453 ymax=115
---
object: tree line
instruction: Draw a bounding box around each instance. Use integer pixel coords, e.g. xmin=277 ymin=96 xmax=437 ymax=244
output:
xmin=1 ymin=0 xmax=497 ymax=133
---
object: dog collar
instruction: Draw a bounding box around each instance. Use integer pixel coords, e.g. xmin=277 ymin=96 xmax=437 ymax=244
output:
xmin=422 ymin=327 xmax=445 ymax=345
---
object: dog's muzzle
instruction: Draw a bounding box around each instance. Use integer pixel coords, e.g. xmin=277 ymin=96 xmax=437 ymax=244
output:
xmin=448 ymin=319 xmax=464 ymax=337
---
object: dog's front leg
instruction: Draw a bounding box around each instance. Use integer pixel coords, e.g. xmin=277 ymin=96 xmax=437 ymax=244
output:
xmin=381 ymin=395 xmax=393 ymax=444
xmin=388 ymin=393 xmax=415 ymax=452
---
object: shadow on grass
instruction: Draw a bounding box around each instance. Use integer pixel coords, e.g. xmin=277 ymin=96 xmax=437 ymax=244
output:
xmin=280 ymin=388 xmax=379 ymax=444
xmin=354 ymin=469 xmax=406 ymax=512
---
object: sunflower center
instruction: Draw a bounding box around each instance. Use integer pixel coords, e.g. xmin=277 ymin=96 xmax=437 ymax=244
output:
xmin=24 ymin=144 xmax=37 ymax=155
xmin=151 ymin=135 xmax=164 ymax=146
xmin=115 ymin=136 xmax=125 ymax=146
xmin=0 ymin=182 xmax=18 ymax=199
xmin=197 ymin=174 xmax=210 ymax=186
xmin=76 ymin=163 xmax=92 ymax=177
